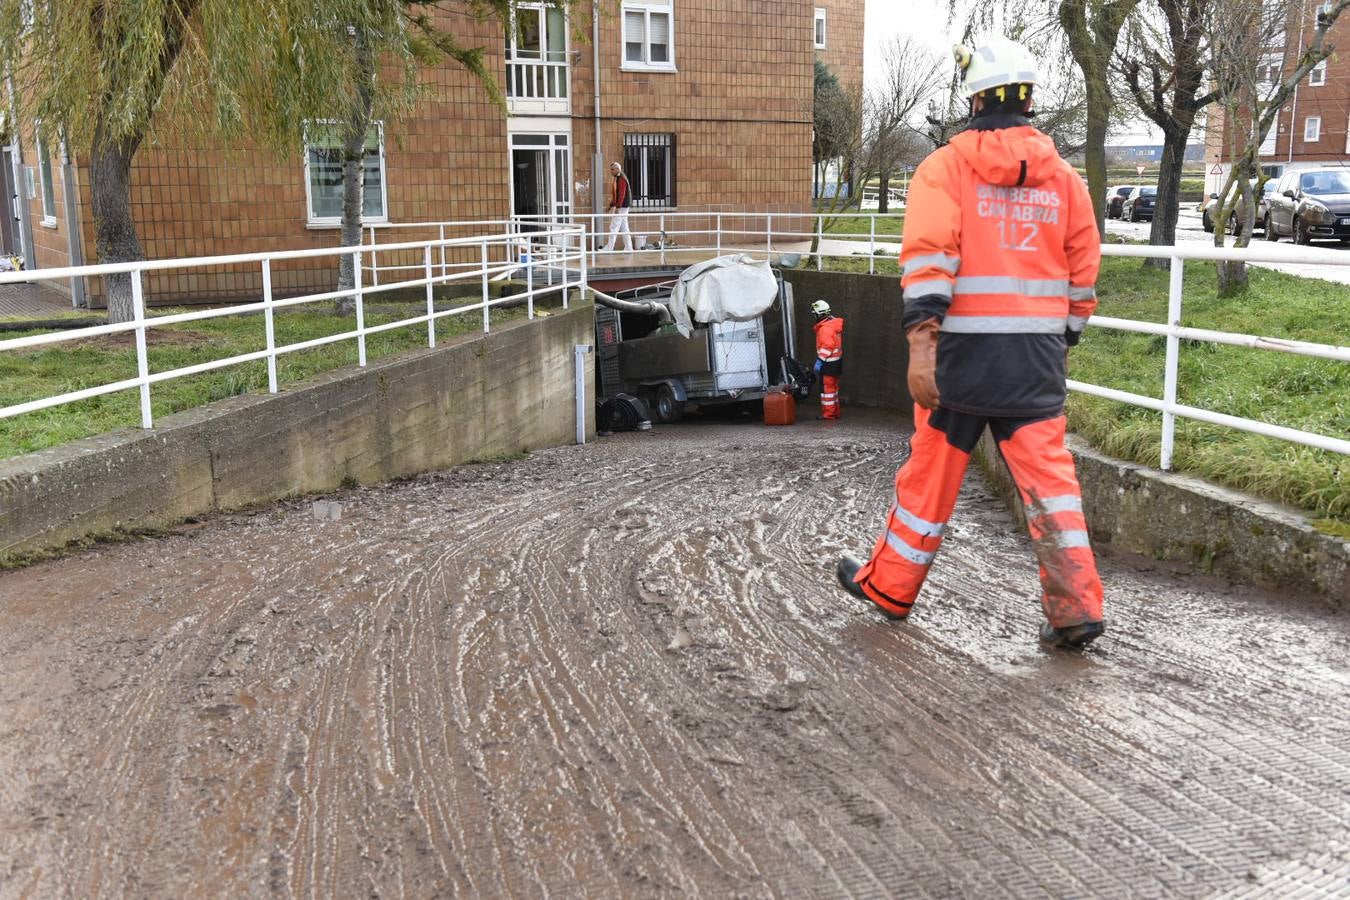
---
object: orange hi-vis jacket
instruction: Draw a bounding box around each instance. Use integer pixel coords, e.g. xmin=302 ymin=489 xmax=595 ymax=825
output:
xmin=814 ymin=315 xmax=843 ymax=375
xmin=900 ymin=115 xmax=1100 ymax=417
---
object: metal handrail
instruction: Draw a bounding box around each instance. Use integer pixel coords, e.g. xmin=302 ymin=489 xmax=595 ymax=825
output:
xmin=372 ymin=212 xmax=1350 ymax=465
xmin=3 ymin=206 xmax=1346 ymax=469
xmin=0 ymin=227 xmax=587 ymax=430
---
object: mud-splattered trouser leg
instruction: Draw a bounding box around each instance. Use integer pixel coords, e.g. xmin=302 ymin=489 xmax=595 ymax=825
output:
xmin=855 ymin=406 xmax=982 ymax=617
xmin=991 ymin=415 xmax=1104 ymax=628
xmin=820 ymin=375 xmax=841 ymax=419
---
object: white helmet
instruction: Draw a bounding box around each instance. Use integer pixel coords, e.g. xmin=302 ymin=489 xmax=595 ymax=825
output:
xmin=811 ymin=300 xmax=831 ymax=316
xmin=954 ymin=37 xmax=1041 ymax=100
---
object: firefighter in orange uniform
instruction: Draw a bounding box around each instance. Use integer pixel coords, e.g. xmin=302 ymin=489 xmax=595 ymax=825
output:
xmin=835 ymin=38 xmax=1106 ymax=649
xmin=811 ymin=300 xmax=844 ymax=419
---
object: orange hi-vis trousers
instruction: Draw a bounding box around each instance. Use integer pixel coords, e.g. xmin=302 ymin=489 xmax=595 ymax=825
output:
xmin=855 ymin=406 xmax=1104 ymax=627
xmin=820 ymin=375 xmax=841 ymax=419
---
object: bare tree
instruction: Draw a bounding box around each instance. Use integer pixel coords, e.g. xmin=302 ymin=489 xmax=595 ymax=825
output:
xmin=1122 ymin=0 xmax=1222 ymax=266
xmin=1208 ymin=0 xmax=1347 ymax=294
xmin=1059 ymin=0 xmax=1144 ymax=234
xmin=864 ymin=35 xmax=944 ymax=212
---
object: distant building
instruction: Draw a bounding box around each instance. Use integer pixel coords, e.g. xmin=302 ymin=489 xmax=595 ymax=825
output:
xmin=1206 ymin=0 xmax=1349 ymax=195
xmin=1106 ymin=144 xmax=1207 ymax=164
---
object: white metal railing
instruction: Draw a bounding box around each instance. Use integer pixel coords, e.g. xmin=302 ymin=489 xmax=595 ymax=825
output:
xmin=368 ymin=212 xmax=1348 ymax=468
xmin=0 ymin=225 xmax=586 ymax=430
xmin=4 ymin=206 xmax=1344 ymax=471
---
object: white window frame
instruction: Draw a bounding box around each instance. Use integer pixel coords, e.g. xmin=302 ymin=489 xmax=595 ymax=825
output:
xmin=1309 ymin=60 xmax=1327 ymax=86
xmin=303 ymin=120 xmax=388 ymax=228
xmin=1345 ymin=114 xmax=1350 ymax=154
xmin=1304 ymin=116 xmax=1321 ymax=142
xmin=621 ymin=1 xmax=675 ymax=73
xmin=35 ymin=130 xmax=56 ymax=227
xmin=814 ymin=8 xmax=827 ymax=49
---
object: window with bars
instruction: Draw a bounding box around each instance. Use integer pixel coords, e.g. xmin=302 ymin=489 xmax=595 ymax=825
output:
xmin=623 ymin=134 xmax=676 ymax=208
xmin=622 ymin=1 xmax=674 ymax=70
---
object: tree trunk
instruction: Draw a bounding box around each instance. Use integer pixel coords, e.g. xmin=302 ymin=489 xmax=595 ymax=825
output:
xmin=1217 ymin=260 xmax=1248 ymax=295
xmin=877 ymin=170 xmax=890 ymax=214
xmin=1083 ymin=80 xmax=1111 ymax=237
xmin=1213 ymin=148 xmax=1255 ymax=297
xmin=89 ymin=135 xmax=146 ymax=324
xmin=337 ymin=28 xmax=376 ymax=313
xmin=1144 ymin=122 xmax=1191 ymax=269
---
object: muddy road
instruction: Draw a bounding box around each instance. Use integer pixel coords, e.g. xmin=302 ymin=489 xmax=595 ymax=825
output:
xmin=1 ymin=411 xmax=1347 ymax=898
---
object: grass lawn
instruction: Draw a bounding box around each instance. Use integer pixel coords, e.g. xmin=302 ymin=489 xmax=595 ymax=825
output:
xmin=0 ymin=296 xmax=536 ymax=459
xmin=817 ymin=254 xmax=1348 ymax=525
xmin=819 ymin=212 xmax=905 ymax=240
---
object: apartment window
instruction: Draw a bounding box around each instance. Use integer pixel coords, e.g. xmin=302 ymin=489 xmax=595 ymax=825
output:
xmin=304 ymin=122 xmax=387 ymax=225
xmin=1305 ymin=116 xmax=1321 ymax=142
xmin=35 ymin=133 xmax=56 ymax=226
xmin=814 ymin=8 xmax=827 ymax=49
xmin=623 ymin=133 xmax=675 ymax=208
xmin=622 ymin=1 xmax=674 ymax=70
xmin=1346 ymin=114 xmax=1350 ymax=154
xmin=1309 ymin=60 xmax=1327 ymax=86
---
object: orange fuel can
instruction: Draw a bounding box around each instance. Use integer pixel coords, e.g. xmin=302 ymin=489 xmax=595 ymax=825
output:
xmin=763 ymin=389 xmax=796 ymax=426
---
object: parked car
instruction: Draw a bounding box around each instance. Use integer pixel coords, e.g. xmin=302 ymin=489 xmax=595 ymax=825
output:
xmin=1105 ymin=185 xmax=1136 ymax=219
xmin=1264 ymin=168 xmax=1350 ymax=244
xmin=1202 ymin=179 xmax=1278 ymax=234
xmin=1121 ymin=186 xmax=1157 ymax=222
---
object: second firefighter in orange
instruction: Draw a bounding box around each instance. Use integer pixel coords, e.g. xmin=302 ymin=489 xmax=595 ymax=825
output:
xmin=811 ymin=300 xmax=844 ymax=420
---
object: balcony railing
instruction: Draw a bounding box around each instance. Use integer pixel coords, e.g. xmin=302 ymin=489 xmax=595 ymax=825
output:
xmin=506 ymin=56 xmax=570 ymax=110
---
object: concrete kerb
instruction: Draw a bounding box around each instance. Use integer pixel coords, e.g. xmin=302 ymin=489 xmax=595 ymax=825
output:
xmin=0 ymin=303 xmax=596 ymax=567
xmin=975 ymin=430 xmax=1349 ymax=605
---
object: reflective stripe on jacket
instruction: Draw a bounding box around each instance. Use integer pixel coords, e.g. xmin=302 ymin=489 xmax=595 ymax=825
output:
xmin=899 ymin=114 xmax=1101 ymax=417
xmin=814 ymin=315 xmax=843 ymax=375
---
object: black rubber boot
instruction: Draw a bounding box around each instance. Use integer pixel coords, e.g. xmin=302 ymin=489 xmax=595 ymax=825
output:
xmin=1039 ymin=620 xmax=1106 ymax=649
xmin=837 ymin=556 xmax=907 ymax=621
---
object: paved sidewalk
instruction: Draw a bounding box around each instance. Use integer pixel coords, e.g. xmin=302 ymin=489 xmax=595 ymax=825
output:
xmin=0 ymin=282 xmax=74 ymax=318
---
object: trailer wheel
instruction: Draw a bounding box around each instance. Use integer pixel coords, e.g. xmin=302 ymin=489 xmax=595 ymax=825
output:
xmin=655 ymin=385 xmax=685 ymax=424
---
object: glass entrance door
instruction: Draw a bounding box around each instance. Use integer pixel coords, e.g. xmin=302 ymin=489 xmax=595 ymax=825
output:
xmin=510 ymin=133 xmax=571 ymax=233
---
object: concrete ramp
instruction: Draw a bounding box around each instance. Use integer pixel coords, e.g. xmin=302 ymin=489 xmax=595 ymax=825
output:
xmin=1 ymin=411 xmax=1347 ymax=897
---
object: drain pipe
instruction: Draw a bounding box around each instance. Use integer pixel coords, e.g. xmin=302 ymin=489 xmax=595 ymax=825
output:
xmin=574 ymin=343 xmax=593 ymax=444
xmin=592 ymin=0 xmax=604 ymax=235
xmin=58 ymin=133 xmax=86 ymax=307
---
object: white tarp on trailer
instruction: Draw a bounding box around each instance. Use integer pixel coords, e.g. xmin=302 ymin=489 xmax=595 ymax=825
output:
xmin=668 ymin=255 xmax=779 ymax=337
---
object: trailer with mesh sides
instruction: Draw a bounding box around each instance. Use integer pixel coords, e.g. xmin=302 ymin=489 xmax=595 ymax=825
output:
xmin=594 ymin=272 xmax=808 ymax=424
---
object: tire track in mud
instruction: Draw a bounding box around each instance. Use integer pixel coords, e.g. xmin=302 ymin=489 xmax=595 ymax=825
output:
xmin=1 ymin=410 xmax=1347 ymax=898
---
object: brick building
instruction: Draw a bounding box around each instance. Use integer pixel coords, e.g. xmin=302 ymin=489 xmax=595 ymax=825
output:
xmin=1204 ymin=0 xmax=1349 ymax=195
xmin=1 ymin=1 xmax=862 ymax=306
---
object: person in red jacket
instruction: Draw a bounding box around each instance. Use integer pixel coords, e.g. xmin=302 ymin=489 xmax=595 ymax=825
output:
xmin=602 ymin=161 xmax=634 ymax=253
xmin=835 ymin=37 xmax=1106 ymax=650
xmin=811 ymin=300 xmax=844 ymax=419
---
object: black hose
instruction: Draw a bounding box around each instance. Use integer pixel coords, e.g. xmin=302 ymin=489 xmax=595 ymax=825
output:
xmin=598 ymin=397 xmax=640 ymax=433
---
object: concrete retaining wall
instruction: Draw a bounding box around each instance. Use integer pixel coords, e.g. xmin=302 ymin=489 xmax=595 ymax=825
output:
xmin=0 ymin=305 xmax=596 ymax=565
xmin=975 ymin=431 xmax=1349 ymax=605
xmin=783 ymin=269 xmax=910 ymax=410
